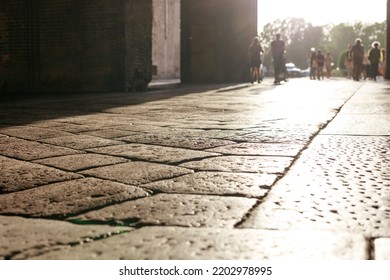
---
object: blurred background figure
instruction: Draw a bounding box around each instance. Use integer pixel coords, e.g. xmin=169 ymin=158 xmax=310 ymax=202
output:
xmin=309 ymin=48 xmax=317 ymax=80
xmin=324 ymin=52 xmax=333 ymax=79
xmin=350 ymin=39 xmax=365 ymax=81
xmin=368 ymin=41 xmax=381 ymax=81
xmin=248 ymin=37 xmax=264 ymax=84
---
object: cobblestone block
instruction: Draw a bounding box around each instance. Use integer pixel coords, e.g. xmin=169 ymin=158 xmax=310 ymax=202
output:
xmin=80 ymin=161 xmax=193 ymax=185
xmin=118 ymin=134 xmax=236 ymax=150
xmin=180 ymin=155 xmax=293 ymax=174
xmin=87 ymin=144 xmax=220 ymax=164
xmin=80 ymin=129 xmax=139 ymax=139
xmin=0 ymin=215 xmax=130 ymax=260
xmin=40 ymin=135 xmax=124 ymax=150
xmin=0 ymin=156 xmax=82 ymax=192
xmin=71 ymin=193 xmax=256 ymax=228
xmin=239 ymin=136 xmax=390 ymax=237
xmin=0 ymin=137 xmax=83 ymax=161
xmin=142 ymin=172 xmax=276 ymax=198
xmin=32 ymin=121 xmax=106 ymax=133
xmin=31 ymin=227 xmax=368 ymax=260
xmin=0 ymin=126 xmax=73 ymax=140
xmin=33 ymin=154 xmax=128 ymax=171
xmin=0 ymin=178 xmax=149 ymax=217
xmin=206 ymin=142 xmax=302 ymax=157
xmin=374 ymin=238 xmax=390 ymax=260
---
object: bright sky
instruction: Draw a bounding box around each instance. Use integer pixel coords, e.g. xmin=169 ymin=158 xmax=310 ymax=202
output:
xmin=258 ymin=0 xmax=387 ymax=30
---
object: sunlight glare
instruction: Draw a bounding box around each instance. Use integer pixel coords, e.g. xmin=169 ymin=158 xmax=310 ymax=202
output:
xmin=258 ymin=0 xmax=387 ymax=29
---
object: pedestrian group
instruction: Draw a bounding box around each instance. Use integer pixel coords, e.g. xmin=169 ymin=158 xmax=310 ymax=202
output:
xmin=249 ymin=34 xmax=386 ymax=85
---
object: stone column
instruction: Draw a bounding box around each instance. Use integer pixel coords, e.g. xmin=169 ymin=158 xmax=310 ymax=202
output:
xmin=181 ymin=0 xmax=257 ymax=83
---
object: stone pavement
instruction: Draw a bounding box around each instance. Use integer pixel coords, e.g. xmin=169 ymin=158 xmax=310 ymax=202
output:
xmin=0 ymin=78 xmax=389 ymax=260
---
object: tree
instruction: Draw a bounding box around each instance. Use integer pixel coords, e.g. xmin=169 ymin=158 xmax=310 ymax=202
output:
xmin=259 ymin=18 xmax=324 ymax=69
xmin=324 ymin=21 xmax=386 ymax=70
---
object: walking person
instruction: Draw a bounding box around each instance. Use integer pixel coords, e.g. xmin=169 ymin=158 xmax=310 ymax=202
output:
xmin=316 ymin=50 xmax=325 ymax=80
xmin=271 ymin=33 xmax=285 ymax=85
xmin=309 ymin=49 xmax=317 ymax=80
xmin=324 ymin=52 xmax=333 ymax=79
xmin=344 ymin=44 xmax=353 ymax=79
xmin=368 ymin=42 xmax=381 ymax=81
xmin=248 ymin=37 xmax=264 ymax=83
xmin=350 ymin=39 xmax=365 ymax=81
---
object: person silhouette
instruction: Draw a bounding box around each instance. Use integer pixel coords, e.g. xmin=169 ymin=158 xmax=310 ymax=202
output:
xmin=271 ymin=33 xmax=285 ymax=85
xmin=248 ymin=37 xmax=264 ymax=83
xmin=368 ymin=41 xmax=381 ymax=81
xmin=350 ymin=38 xmax=365 ymax=81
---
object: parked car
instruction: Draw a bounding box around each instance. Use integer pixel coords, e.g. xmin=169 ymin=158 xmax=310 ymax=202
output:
xmin=285 ymin=63 xmax=304 ymax=77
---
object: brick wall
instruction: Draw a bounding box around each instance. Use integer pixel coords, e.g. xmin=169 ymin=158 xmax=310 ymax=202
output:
xmin=0 ymin=0 xmax=153 ymax=93
xmin=0 ymin=0 xmax=30 ymax=92
xmin=124 ymin=0 xmax=153 ymax=91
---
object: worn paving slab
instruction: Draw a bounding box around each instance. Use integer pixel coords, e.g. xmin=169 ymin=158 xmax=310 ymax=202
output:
xmin=87 ymin=144 xmax=220 ymax=164
xmin=321 ymin=115 xmax=390 ymax=135
xmin=0 ymin=178 xmax=149 ymax=218
xmin=374 ymin=238 xmax=390 ymax=259
xmin=31 ymin=226 xmax=368 ymax=260
xmin=0 ymin=125 xmax=74 ymax=140
xmin=239 ymin=135 xmax=390 ymax=237
xmin=206 ymin=142 xmax=303 ymax=157
xmin=118 ymin=133 xmax=236 ymax=150
xmin=80 ymin=161 xmax=193 ymax=185
xmin=0 ymin=155 xmax=82 ymax=193
xmin=179 ymin=155 xmax=293 ymax=174
xmin=70 ymin=193 xmax=257 ymax=228
xmin=31 ymin=121 xmax=108 ymax=133
xmin=33 ymin=154 xmax=128 ymax=172
xmin=80 ymin=129 xmax=139 ymax=139
xmin=0 ymin=215 xmax=130 ymax=260
xmin=40 ymin=135 xmax=124 ymax=150
xmin=141 ymin=172 xmax=276 ymax=198
xmin=0 ymin=137 xmax=83 ymax=161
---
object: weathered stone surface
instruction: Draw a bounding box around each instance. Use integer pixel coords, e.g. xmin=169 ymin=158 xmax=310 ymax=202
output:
xmin=33 ymin=154 xmax=128 ymax=172
xmin=179 ymin=155 xmax=293 ymax=174
xmin=374 ymin=238 xmax=390 ymax=260
xmin=0 ymin=215 xmax=130 ymax=260
xmin=118 ymin=134 xmax=236 ymax=150
xmin=0 ymin=137 xmax=83 ymax=161
xmin=71 ymin=193 xmax=256 ymax=228
xmin=80 ymin=162 xmax=193 ymax=185
xmin=40 ymin=135 xmax=124 ymax=150
xmin=87 ymin=144 xmax=219 ymax=164
xmin=321 ymin=115 xmax=390 ymax=135
xmin=239 ymin=136 xmax=390 ymax=237
xmin=32 ymin=227 xmax=368 ymax=260
xmin=0 ymin=126 xmax=73 ymax=140
xmin=32 ymin=121 xmax=105 ymax=133
xmin=81 ymin=129 xmax=139 ymax=139
xmin=142 ymin=172 xmax=276 ymax=198
xmin=0 ymin=156 xmax=82 ymax=193
xmin=206 ymin=142 xmax=302 ymax=157
xmin=0 ymin=178 xmax=149 ymax=217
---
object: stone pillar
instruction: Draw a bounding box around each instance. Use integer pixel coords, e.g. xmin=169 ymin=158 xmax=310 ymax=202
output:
xmin=181 ymin=0 xmax=257 ymax=83
xmin=152 ymin=0 xmax=180 ymax=80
